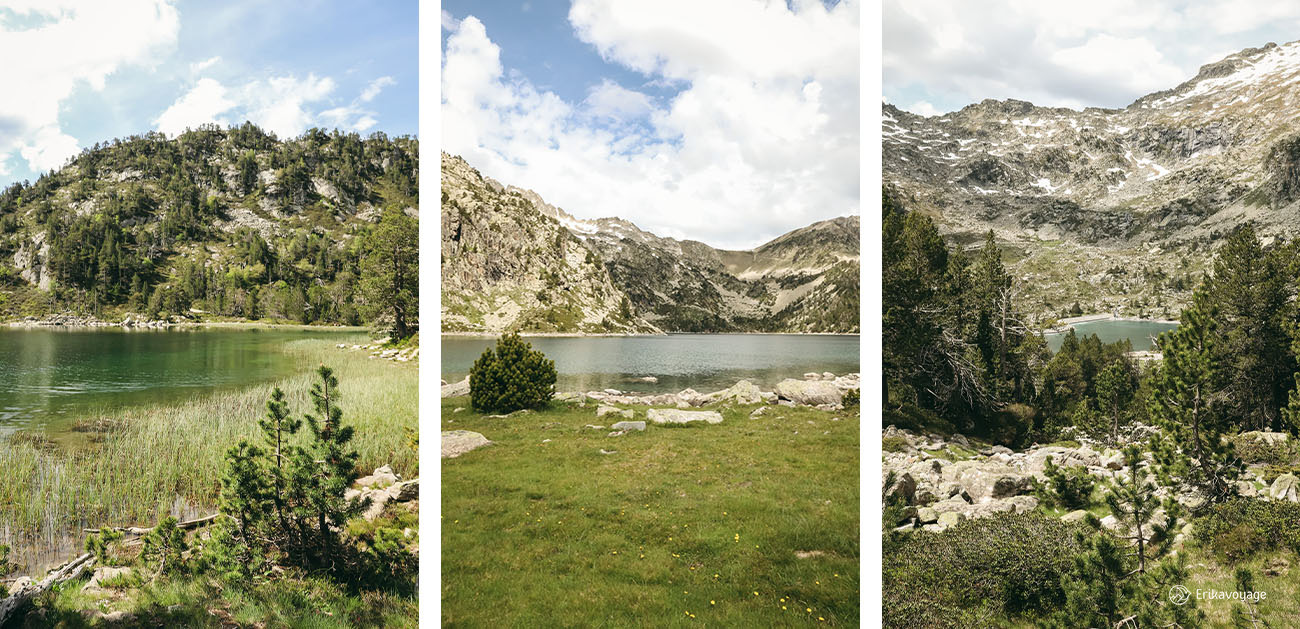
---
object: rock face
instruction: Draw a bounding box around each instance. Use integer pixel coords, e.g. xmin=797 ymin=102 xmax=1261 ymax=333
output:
xmin=884 ymin=41 xmax=1300 ymax=318
xmin=442 ymin=430 xmax=491 ymax=458
xmin=442 ymin=376 xmax=470 ymax=398
xmin=1270 ymin=473 xmax=1300 ymax=502
xmin=441 ymin=152 xmax=859 ymax=334
xmin=774 ymin=379 xmax=844 ymax=406
xmin=647 ymin=409 xmax=724 ymax=425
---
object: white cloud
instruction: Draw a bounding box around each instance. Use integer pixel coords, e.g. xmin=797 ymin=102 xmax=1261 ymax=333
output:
xmin=583 ymin=79 xmax=653 ymax=121
xmin=239 ymin=74 xmax=335 ymax=138
xmin=884 ymin=0 xmax=1300 ymax=111
xmin=0 ymin=0 xmax=179 ymax=174
xmin=189 ymin=55 xmax=221 ymax=74
xmin=359 ymin=76 xmax=396 ymax=102
xmin=155 ymin=78 xmax=235 ymax=135
xmin=906 ymin=101 xmax=941 ymax=117
xmin=441 ymin=9 xmax=459 ymax=31
xmin=442 ymin=3 xmax=859 ymax=250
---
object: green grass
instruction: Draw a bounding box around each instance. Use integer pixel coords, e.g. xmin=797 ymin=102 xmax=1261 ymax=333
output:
xmin=0 ymin=339 xmax=417 ymax=574
xmin=442 ymin=397 xmax=860 ymax=627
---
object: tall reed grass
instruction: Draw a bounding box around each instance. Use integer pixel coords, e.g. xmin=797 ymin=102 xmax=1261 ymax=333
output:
xmin=0 ymin=339 xmax=417 ymax=573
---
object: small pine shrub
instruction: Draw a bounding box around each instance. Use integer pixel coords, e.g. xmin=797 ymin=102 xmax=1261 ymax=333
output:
xmin=882 ymin=435 xmax=910 ymax=453
xmin=843 ymin=388 xmax=860 ymax=408
xmin=1193 ymin=498 xmax=1300 ymax=563
xmin=1034 ymin=456 xmax=1096 ymax=510
xmin=883 ymin=513 xmax=1083 ymax=628
xmin=469 ymin=333 xmax=556 ymax=413
xmin=141 ymin=516 xmax=189 ymax=575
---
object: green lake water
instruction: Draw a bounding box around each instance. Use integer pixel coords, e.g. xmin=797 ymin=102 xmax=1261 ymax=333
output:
xmin=0 ymin=327 xmax=367 ymax=435
xmin=441 ymin=333 xmax=861 ymax=393
xmin=1044 ymin=320 xmax=1179 ymax=353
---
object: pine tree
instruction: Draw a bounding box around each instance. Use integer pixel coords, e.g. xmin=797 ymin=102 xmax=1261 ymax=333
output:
xmin=360 ymin=206 xmax=418 ymax=339
xmin=1149 ymin=292 xmax=1242 ymax=507
xmin=469 ymin=333 xmax=557 ymax=413
xmin=1104 ymin=446 xmax=1180 ymax=574
xmin=295 ymin=366 xmax=364 ymax=547
xmin=258 ymin=387 xmax=300 ymax=537
xmin=218 ymin=440 xmax=270 ymax=555
xmin=1096 ymin=361 xmax=1136 ymax=446
xmin=141 ymin=516 xmax=188 ymax=575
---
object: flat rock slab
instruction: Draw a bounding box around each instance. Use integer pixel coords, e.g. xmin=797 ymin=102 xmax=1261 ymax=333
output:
xmin=774 ymin=379 xmax=843 ymax=406
xmin=441 ymin=376 xmax=470 ymax=398
xmin=611 ymin=420 xmax=646 ymax=432
xmin=442 ymin=430 xmax=491 ymax=458
xmin=647 ymin=409 xmax=723 ymax=425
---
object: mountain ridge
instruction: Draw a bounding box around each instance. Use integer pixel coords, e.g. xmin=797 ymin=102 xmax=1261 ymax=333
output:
xmin=441 ymin=152 xmax=859 ymax=334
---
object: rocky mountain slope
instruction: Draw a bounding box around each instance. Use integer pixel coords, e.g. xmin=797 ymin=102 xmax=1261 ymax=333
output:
xmin=0 ymin=123 xmax=417 ymax=324
xmin=884 ymin=40 xmax=1300 ymax=321
xmin=441 ymin=153 xmax=860 ymax=334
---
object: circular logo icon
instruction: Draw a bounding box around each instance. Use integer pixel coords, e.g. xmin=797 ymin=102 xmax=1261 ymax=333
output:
xmin=1169 ymin=584 xmax=1191 ymax=606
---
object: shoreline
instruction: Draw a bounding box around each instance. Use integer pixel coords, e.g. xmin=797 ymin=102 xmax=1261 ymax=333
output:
xmin=1042 ymin=313 xmax=1180 ymax=334
xmin=6 ymin=317 xmax=372 ymax=333
xmin=441 ymin=331 xmax=861 ymax=338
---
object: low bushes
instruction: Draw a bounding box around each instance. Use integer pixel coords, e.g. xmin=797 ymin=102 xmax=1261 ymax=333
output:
xmin=882 ymin=403 xmax=956 ymax=437
xmin=469 ymin=333 xmax=556 ymax=414
xmin=883 ymin=512 xmax=1083 ymax=628
xmin=1193 ymin=499 xmax=1300 ymax=564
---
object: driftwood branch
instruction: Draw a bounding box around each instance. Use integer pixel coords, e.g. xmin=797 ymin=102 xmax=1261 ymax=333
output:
xmin=0 ymin=552 xmax=95 ymax=624
xmin=82 ymin=513 xmax=220 ymax=536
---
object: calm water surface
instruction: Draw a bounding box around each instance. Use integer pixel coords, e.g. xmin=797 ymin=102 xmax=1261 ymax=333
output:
xmin=441 ymin=334 xmax=861 ymax=393
xmin=1044 ymin=320 xmax=1179 ymax=353
xmin=0 ymin=327 xmax=366 ymax=434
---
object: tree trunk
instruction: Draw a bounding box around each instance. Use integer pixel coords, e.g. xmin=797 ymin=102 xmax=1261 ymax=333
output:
xmin=0 ymin=553 xmax=95 ymax=624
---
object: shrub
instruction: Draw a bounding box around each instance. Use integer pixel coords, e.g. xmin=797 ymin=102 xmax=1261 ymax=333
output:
xmin=843 ymin=388 xmax=860 ymax=408
xmin=1233 ymin=433 xmax=1296 ymax=466
xmin=883 ymin=403 xmax=956 ymax=436
xmin=1033 ymin=456 xmax=1097 ymax=510
xmin=882 ymin=436 xmax=911 ymax=453
xmin=883 ymin=513 xmax=1084 ymax=628
xmin=1193 ymin=499 xmax=1300 ymax=563
xmin=469 ymin=333 xmax=557 ymax=413
xmin=1260 ymin=464 xmax=1300 ymax=484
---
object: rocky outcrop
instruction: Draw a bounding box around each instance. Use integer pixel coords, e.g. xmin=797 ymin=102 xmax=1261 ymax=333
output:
xmin=1270 ymin=474 xmax=1300 ymax=503
xmin=442 ymin=376 xmax=470 ymax=398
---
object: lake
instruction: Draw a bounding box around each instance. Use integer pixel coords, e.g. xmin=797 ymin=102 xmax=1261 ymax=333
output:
xmin=0 ymin=326 xmax=367 ymax=435
xmin=441 ymin=334 xmax=861 ymax=393
xmin=1044 ymin=319 xmax=1179 ymax=353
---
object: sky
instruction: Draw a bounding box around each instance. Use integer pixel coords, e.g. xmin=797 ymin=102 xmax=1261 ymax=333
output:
xmin=441 ymin=0 xmax=860 ymax=251
xmin=884 ymin=1 xmax=1300 ymax=117
xmin=0 ymin=0 xmax=417 ymax=187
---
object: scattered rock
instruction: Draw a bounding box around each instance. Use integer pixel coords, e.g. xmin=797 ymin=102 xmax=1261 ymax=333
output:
xmin=1270 ymin=473 xmax=1299 ymax=502
xmin=916 ymin=506 xmax=938 ymax=524
xmin=442 ymin=430 xmax=491 ymax=458
xmin=750 ymin=406 xmax=771 ymax=418
xmin=599 ymin=449 xmax=617 ymax=455
xmin=596 ymin=405 xmax=634 ymax=419
xmin=647 ymin=409 xmax=724 ymax=425
xmin=1061 ymin=509 xmax=1090 ymax=523
xmin=937 ymin=511 xmax=965 ymax=528
xmin=774 ymin=379 xmax=843 ymax=406
xmin=794 ymin=550 xmax=826 ymax=559
xmin=82 ymin=566 xmax=133 ymax=595
xmin=1264 ymin=556 xmax=1290 ymax=577
xmin=585 ymin=424 xmax=605 ymax=430
xmin=356 ymin=465 xmax=399 ymax=488
xmin=803 ymin=372 xmax=821 ymax=380
xmin=611 ymin=420 xmax=646 ymax=432
xmin=441 ymin=376 xmax=470 ymax=398
xmin=607 ymin=430 xmax=626 ymax=437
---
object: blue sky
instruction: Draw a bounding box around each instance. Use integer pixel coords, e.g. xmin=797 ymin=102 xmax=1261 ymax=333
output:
xmin=441 ymin=0 xmax=860 ymax=250
xmin=0 ymin=0 xmax=416 ymax=187
xmin=885 ymin=1 xmax=1300 ymax=116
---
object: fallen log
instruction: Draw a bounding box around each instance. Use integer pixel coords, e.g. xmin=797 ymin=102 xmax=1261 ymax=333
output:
xmin=0 ymin=552 xmax=95 ymax=624
xmin=82 ymin=513 xmax=220 ymax=536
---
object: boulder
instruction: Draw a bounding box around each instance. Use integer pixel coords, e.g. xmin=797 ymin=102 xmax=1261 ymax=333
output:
xmin=888 ymin=473 xmax=917 ymax=505
xmin=822 ymin=372 xmax=835 ymax=380
xmin=945 ymin=460 xmax=1030 ymax=500
xmin=705 ymin=380 xmax=764 ymax=405
xmin=1061 ymin=509 xmax=1090 ymax=523
xmin=916 ymin=506 xmax=938 ymax=524
xmin=647 ymin=409 xmax=723 ymax=425
xmin=611 ymin=420 xmax=646 ymax=432
xmin=1270 ymin=474 xmax=1300 ymax=502
xmin=750 ymin=406 xmax=771 ymax=418
xmin=597 ymin=405 xmax=634 ymax=419
xmin=441 ymin=376 xmax=471 ymax=398
xmin=442 ymin=430 xmax=491 ymax=458
xmin=390 ymin=479 xmax=418 ymax=502
xmin=803 ymin=372 xmax=821 ymax=380
xmin=937 ymin=511 xmax=965 ymax=528
xmin=1005 ymin=495 xmax=1039 ymax=514
xmin=82 ymin=567 xmax=132 ymax=595
xmin=1241 ymin=431 xmax=1289 ymax=446
xmin=930 ymin=497 xmax=971 ymax=515
xmin=356 ymin=465 xmax=399 ymax=488
xmin=774 ymin=379 xmax=843 ymax=406
xmin=1103 ymin=453 xmax=1124 ymax=471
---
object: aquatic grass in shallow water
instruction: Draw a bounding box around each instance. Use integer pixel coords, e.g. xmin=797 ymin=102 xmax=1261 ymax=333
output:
xmin=0 ymin=340 xmax=416 ymax=574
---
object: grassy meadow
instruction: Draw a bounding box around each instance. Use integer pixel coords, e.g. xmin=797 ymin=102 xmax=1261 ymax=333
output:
xmin=441 ymin=396 xmax=860 ymax=627
xmin=0 ymin=338 xmax=418 ymax=574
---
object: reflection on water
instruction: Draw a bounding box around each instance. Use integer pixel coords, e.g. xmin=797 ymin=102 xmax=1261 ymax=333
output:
xmin=0 ymin=327 xmax=366 ymax=435
xmin=441 ymin=334 xmax=861 ymax=393
xmin=1044 ymin=320 xmax=1179 ymax=353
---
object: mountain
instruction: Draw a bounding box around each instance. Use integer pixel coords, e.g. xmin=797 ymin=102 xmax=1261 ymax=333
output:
xmin=440 ymin=152 xmax=860 ymax=334
xmin=0 ymin=123 xmax=417 ymax=324
xmin=883 ymin=40 xmax=1300 ymax=320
